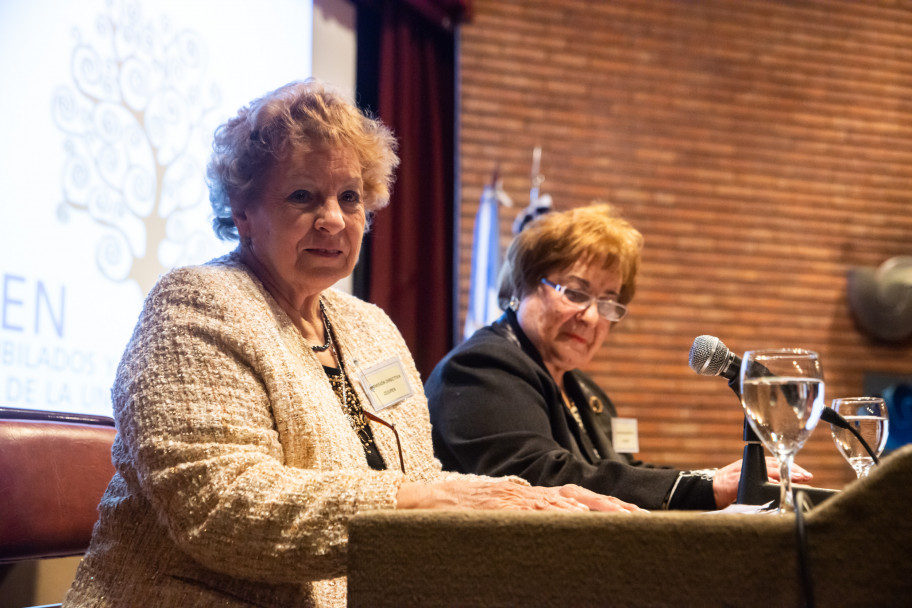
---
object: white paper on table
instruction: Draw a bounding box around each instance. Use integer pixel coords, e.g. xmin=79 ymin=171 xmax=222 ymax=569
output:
xmin=702 ymin=501 xmax=775 ymax=515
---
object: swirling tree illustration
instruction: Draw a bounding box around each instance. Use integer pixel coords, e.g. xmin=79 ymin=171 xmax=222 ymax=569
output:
xmin=52 ymin=0 xmax=222 ymax=294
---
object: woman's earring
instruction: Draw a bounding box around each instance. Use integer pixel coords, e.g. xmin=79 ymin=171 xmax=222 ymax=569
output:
xmin=508 ymin=296 xmax=520 ymax=311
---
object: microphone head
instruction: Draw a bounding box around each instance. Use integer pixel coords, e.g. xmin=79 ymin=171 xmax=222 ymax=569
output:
xmin=689 ymin=335 xmax=731 ymax=377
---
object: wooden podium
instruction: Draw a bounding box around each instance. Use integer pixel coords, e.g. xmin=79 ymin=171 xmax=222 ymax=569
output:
xmin=347 ymin=444 xmax=912 ymax=607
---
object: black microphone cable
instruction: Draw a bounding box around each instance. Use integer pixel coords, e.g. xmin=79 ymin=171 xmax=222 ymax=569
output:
xmin=820 ymin=406 xmax=880 ymax=465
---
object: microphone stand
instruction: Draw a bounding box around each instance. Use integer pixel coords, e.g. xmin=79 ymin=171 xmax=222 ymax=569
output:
xmin=736 ymin=416 xmax=773 ymax=505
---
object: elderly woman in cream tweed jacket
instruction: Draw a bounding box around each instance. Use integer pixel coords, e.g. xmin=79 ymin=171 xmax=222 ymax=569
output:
xmin=63 ymin=80 xmax=638 ymax=608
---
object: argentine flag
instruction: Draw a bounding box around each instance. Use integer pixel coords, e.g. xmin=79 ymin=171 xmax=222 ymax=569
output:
xmin=464 ymin=184 xmax=505 ymax=341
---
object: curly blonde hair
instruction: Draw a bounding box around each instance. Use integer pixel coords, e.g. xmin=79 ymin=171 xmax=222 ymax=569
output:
xmin=498 ymin=203 xmax=643 ymax=308
xmin=206 ymin=79 xmax=399 ymax=240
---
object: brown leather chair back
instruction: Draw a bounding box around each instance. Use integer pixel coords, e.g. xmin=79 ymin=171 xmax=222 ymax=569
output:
xmin=0 ymin=407 xmax=116 ymax=563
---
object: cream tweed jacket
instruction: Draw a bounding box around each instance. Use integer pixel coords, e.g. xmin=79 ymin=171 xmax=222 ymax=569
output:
xmin=64 ymin=252 xmax=471 ymax=607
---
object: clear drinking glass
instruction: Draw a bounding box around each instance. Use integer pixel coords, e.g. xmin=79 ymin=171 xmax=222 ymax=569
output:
xmin=740 ymin=349 xmax=825 ymax=514
xmin=830 ymin=397 xmax=889 ymax=478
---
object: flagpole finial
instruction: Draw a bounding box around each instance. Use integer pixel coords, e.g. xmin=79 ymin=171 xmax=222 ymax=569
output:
xmin=512 ymin=146 xmax=553 ymax=235
xmin=530 ymin=146 xmax=544 ymax=208
xmin=490 ymin=163 xmax=500 ymax=187
xmin=531 ymin=146 xmax=544 ymax=189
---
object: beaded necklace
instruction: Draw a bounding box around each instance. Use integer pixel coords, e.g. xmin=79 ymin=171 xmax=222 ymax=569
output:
xmin=320 ymin=300 xmax=374 ymax=452
xmin=311 ymin=306 xmax=331 ymax=352
xmin=316 ymin=299 xmax=406 ymax=473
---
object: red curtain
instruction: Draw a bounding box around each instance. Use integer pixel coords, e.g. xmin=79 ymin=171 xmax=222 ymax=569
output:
xmin=353 ymin=0 xmax=468 ymax=378
xmin=356 ymin=0 xmax=470 ymax=28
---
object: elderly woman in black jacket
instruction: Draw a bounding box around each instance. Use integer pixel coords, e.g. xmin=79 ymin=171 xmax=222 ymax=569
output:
xmin=426 ymin=203 xmax=810 ymax=510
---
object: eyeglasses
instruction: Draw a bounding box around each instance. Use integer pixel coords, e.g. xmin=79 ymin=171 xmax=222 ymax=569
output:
xmin=540 ymin=278 xmax=628 ymax=322
xmin=363 ymin=410 xmax=406 ymax=474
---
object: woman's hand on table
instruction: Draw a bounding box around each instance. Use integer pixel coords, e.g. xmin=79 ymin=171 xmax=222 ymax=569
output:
xmin=396 ymin=480 xmax=642 ymax=513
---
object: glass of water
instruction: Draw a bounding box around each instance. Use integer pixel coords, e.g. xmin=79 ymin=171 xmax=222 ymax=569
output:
xmin=830 ymin=397 xmax=889 ymax=478
xmin=740 ymin=349 xmax=825 ymax=514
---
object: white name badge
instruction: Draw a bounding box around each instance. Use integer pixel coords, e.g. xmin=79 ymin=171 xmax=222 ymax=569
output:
xmin=612 ymin=418 xmax=639 ymax=454
xmin=356 ymin=357 xmax=414 ymax=411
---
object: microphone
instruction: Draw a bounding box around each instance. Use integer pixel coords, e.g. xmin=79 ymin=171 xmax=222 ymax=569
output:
xmin=689 ymin=334 xmax=776 ymax=392
xmin=689 ymin=335 xmax=765 ymax=504
xmin=689 ymin=335 xmax=741 ymax=381
xmin=689 ymin=335 xmax=881 ymax=466
xmin=687 ymin=334 xmax=842 ymax=506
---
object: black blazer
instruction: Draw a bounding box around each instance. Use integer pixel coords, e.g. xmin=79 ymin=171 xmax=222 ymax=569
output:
xmin=425 ymin=310 xmax=715 ymax=510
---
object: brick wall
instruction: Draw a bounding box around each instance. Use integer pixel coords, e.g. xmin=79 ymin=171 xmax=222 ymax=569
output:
xmin=457 ymin=0 xmax=912 ymax=491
